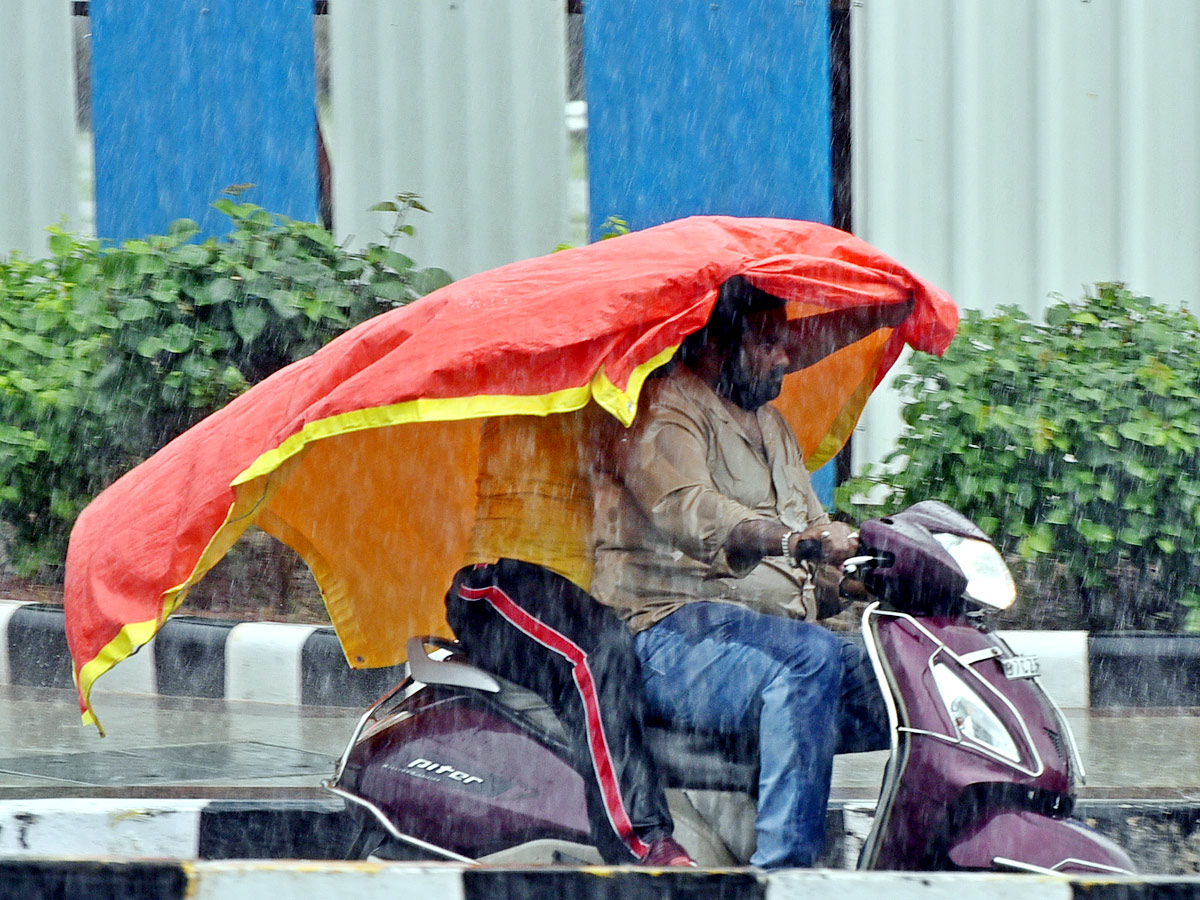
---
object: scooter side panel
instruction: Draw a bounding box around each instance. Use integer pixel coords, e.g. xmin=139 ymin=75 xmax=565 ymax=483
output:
xmin=340 ymin=691 xmax=592 ymax=857
xmin=949 ymin=810 xmax=1135 ymax=874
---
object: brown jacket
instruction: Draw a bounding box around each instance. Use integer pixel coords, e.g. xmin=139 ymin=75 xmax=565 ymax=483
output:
xmin=591 ymin=369 xmax=833 ymax=633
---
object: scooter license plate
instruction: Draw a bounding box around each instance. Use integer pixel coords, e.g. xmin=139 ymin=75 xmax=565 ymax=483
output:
xmin=1002 ymin=655 xmax=1040 ymax=680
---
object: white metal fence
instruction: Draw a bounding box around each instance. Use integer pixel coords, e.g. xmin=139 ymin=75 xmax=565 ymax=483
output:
xmin=6 ymin=2 xmax=1199 ymax=473
xmin=1 ymin=1 xmax=571 ymax=278
xmin=850 ymin=0 xmax=1200 ymax=475
xmin=328 ymin=0 xmax=570 ymax=278
xmin=0 ymin=1 xmax=78 ymax=258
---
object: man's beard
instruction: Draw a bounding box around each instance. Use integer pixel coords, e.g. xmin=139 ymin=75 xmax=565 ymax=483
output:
xmin=718 ymin=360 xmax=786 ymax=412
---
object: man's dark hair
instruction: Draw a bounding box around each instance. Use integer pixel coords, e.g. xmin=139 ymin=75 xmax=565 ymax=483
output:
xmin=680 ymin=275 xmax=787 ymax=368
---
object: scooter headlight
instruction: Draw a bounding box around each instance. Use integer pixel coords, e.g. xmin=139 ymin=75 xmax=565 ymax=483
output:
xmin=934 ymin=534 xmax=1016 ymax=610
xmin=931 ymin=662 xmax=1021 ymax=763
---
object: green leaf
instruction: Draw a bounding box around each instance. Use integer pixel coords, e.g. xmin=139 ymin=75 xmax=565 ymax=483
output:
xmin=311 ymin=228 xmax=338 ymax=250
xmin=180 ymin=353 xmax=214 ymax=380
xmin=1127 ymin=457 xmax=1154 ymax=480
xmin=220 ymin=365 xmax=248 ymax=391
xmin=378 ymin=249 xmax=415 ymax=272
xmin=230 ymin=304 xmax=269 ymax=344
xmin=135 ymin=252 xmax=168 ymax=276
xmin=410 ymin=267 xmax=454 ymax=294
xmin=1027 ymin=524 xmax=1054 ymax=554
xmin=118 ymin=298 xmax=156 ymax=322
xmin=267 ymin=290 xmax=303 ymax=319
xmin=200 ymin=277 xmax=237 ymax=305
xmin=1076 ymin=519 xmax=1114 ymax=544
xmin=136 ymin=335 xmax=164 ymax=358
xmin=1044 ymin=506 xmax=1072 ymax=525
xmin=168 ymin=218 xmax=201 ymax=237
xmin=160 ymin=323 xmax=195 ymax=354
xmin=1117 ymin=421 xmax=1143 ymax=441
xmin=371 ymin=278 xmax=413 ymax=303
xmin=325 ymin=285 xmax=359 ymax=308
xmin=48 ymin=232 xmax=74 ymax=257
xmin=1117 ymin=525 xmax=1147 ymax=546
xmin=174 ymin=244 xmax=211 ymax=267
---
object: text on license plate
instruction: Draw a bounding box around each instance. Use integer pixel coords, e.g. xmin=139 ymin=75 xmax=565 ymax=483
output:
xmin=1002 ymin=655 xmax=1040 ymax=680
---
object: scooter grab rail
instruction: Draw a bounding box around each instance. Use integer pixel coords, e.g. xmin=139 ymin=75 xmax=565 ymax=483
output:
xmin=330 ymin=636 xmax=501 ymax=786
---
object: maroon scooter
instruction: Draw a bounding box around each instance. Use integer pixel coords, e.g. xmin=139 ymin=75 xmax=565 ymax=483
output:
xmin=324 ymin=500 xmax=1134 ymax=872
xmin=849 ymin=500 xmax=1133 ymax=873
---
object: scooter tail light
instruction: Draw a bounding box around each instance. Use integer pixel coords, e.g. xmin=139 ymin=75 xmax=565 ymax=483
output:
xmin=930 ymin=662 xmax=1022 ymax=763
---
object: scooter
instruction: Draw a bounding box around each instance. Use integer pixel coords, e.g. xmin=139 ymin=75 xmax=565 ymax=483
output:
xmin=323 ymin=500 xmax=1135 ymax=873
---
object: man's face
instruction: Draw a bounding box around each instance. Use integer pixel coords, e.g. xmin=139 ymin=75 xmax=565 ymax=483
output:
xmin=721 ymin=307 xmax=789 ymax=411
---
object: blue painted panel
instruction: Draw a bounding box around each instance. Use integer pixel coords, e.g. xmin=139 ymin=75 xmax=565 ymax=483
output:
xmin=91 ymin=0 xmax=317 ymax=241
xmin=584 ymin=0 xmax=832 ymax=236
xmin=809 ymin=460 xmax=836 ymax=510
xmin=584 ymin=0 xmax=837 ymax=505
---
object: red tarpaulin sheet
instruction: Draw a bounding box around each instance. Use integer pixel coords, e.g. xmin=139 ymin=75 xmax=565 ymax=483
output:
xmin=64 ymin=216 xmax=957 ymax=730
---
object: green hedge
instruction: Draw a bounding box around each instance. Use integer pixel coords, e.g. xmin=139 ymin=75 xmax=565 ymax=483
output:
xmin=0 ymin=195 xmax=451 ymax=577
xmin=839 ymin=283 xmax=1200 ymax=631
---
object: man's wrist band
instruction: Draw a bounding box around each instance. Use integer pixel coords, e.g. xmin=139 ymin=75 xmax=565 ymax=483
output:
xmin=781 ymin=530 xmax=799 ymax=565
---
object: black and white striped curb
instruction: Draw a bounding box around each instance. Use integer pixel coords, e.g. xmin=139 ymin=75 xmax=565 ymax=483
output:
xmin=1 ymin=857 xmax=1199 ymax=900
xmin=2 ymin=796 xmax=1195 ymax=867
xmin=0 ymin=599 xmax=404 ymax=708
xmin=3 ymin=599 xmax=1198 ymax=708
xmin=0 ymin=798 xmax=355 ymax=860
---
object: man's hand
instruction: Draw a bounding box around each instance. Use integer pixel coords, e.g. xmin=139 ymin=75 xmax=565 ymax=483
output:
xmin=727 ymin=519 xmax=859 ymax=571
xmin=794 ymin=521 xmax=858 ymax=567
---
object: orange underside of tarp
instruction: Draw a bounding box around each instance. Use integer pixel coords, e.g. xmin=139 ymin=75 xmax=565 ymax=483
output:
xmin=64 ymin=216 xmax=957 ymax=731
xmin=255 ymin=420 xmax=482 ymax=663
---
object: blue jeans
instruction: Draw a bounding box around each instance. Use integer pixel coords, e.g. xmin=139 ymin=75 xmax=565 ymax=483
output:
xmin=634 ymin=602 xmax=887 ymax=869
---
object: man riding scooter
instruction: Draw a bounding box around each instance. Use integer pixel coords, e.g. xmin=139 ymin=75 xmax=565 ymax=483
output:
xmin=591 ymin=277 xmax=910 ymax=868
xmin=444 ymin=277 xmax=905 ymax=868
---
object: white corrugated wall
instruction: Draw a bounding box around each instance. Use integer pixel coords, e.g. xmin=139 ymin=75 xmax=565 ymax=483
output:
xmin=0 ymin=1 xmax=78 ymax=258
xmin=849 ymin=0 xmax=1200 ymax=475
xmin=327 ymin=0 xmax=569 ymax=280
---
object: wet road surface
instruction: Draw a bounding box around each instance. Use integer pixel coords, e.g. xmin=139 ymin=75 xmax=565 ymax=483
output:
xmin=3 ymin=684 xmax=1199 ymax=801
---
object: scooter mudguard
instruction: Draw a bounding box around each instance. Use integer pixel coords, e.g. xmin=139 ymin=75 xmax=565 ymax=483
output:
xmin=948 ymin=810 xmax=1135 ymax=874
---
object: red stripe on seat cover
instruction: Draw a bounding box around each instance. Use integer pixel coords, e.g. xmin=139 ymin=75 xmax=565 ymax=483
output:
xmin=457 ymin=583 xmax=651 ymax=859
